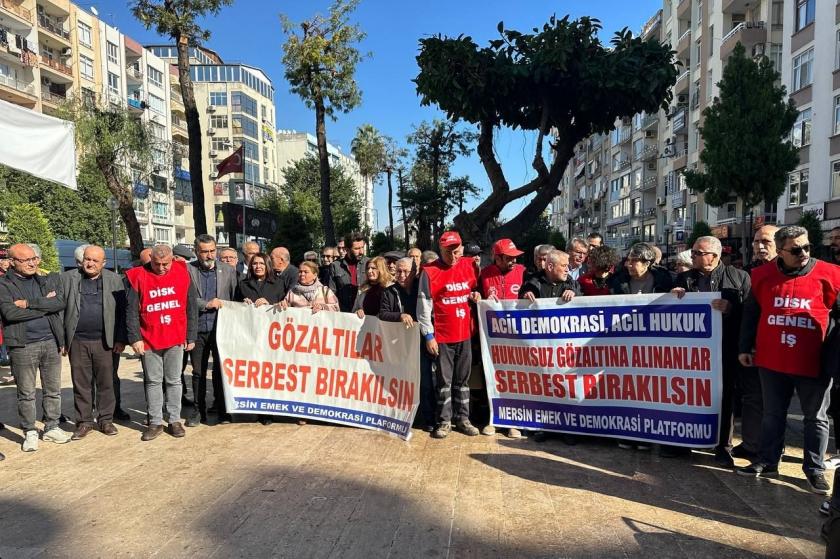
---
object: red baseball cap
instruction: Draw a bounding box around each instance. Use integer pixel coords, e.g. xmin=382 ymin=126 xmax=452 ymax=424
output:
xmin=439 ymin=231 xmax=462 ymax=247
xmin=492 ymin=238 xmax=523 ymax=257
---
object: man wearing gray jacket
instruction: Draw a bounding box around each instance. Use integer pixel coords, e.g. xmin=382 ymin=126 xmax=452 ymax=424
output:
xmin=186 ymin=234 xmax=238 ymax=426
xmin=61 ymin=245 xmax=127 ymax=439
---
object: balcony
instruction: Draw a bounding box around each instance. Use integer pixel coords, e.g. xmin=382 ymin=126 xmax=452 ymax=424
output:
xmin=39 ymin=54 xmax=71 ymax=77
xmin=171 ymin=116 xmax=188 ymax=140
xmin=0 ymin=73 xmax=36 ymax=105
xmin=721 ymin=0 xmax=752 ymax=15
xmin=37 ymin=14 xmax=70 ymax=44
xmin=637 ymin=144 xmax=658 ymax=162
xmin=676 ymin=28 xmax=691 ymax=56
xmin=126 ymin=65 xmax=143 ymax=82
xmin=677 ymin=0 xmax=691 ymax=19
xmin=641 ymin=114 xmax=658 ymax=130
xmin=612 ymin=157 xmax=631 ymax=173
xmin=170 ymin=86 xmax=183 ymax=105
xmin=672 ymin=189 xmax=688 ymax=209
xmin=642 ymin=176 xmax=658 ymax=191
xmin=127 ymin=96 xmax=145 ymax=112
xmin=40 ymin=88 xmax=65 ymax=106
xmin=0 ymin=0 xmax=33 ymax=24
xmin=674 ymin=69 xmax=690 ymax=94
xmin=720 ymin=22 xmax=766 ymax=60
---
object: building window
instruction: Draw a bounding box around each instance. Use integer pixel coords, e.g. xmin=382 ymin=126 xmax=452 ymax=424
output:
xmin=147 ymin=65 xmax=163 ymax=88
xmin=81 ymin=87 xmax=95 ymax=106
xmin=832 ymin=161 xmax=840 ymax=199
xmin=244 ymin=161 xmax=260 ymax=184
xmin=792 ymin=108 xmax=812 ymax=147
xmin=708 ymin=26 xmax=713 ymax=58
xmin=210 ymin=114 xmax=228 ymax=128
xmin=796 ymin=0 xmax=815 ymax=32
xmin=147 ymin=93 xmax=165 ymax=114
xmin=152 ymin=201 xmax=170 ymax=221
xmin=211 ymin=138 xmax=229 ymax=151
xmin=107 ymin=42 xmax=118 ymax=64
xmin=769 ymin=43 xmax=782 ymax=72
xmin=133 ymin=198 xmax=147 ymax=217
xmin=107 ymin=72 xmax=119 ymax=94
xmin=150 ymin=122 xmax=166 ymax=141
xmin=835 ymin=96 xmax=840 ymax=136
xmin=242 ymin=139 xmax=258 ymax=160
xmin=836 ymin=30 xmax=840 ymax=70
xmin=153 ymin=226 xmax=171 ymax=243
xmin=706 ymin=69 xmax=713 ymax=100
xmin=80 ymin=55 xmax=94 ymax=81
xmin=792 ymin=48 xmax=814 ymax=91
xmin=771 ymin=1 xmax=783 ymax=25
xmin=78 ymin=22 xmax=92 ymax=47
xmin=233 ymin=115 xmax=258 ymax=139
xmin=209 ymin=91 xmax=227 ymax=106
xmin=232 ymin=91 xmax=257 ymax=117
xmin=788 ymin=169 xmax=809 ymax=206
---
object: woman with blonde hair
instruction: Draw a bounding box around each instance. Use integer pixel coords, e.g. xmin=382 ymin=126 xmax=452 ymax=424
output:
xmin=279 ymin=261 xmax=339 ymax=312
xmin=352 ymin=256 xmax=400 ymax=318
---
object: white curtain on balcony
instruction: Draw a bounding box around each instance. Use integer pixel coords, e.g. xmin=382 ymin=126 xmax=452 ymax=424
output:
xmin=0 ymin=98 xmax=76 ymax=189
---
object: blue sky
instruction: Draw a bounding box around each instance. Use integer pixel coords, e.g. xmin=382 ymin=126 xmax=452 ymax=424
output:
xmin=101 ymin=0 xmax=661 ymax=230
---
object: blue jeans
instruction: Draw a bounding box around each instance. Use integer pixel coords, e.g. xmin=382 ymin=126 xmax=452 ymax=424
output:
xmin=758 ymin=368 xmax=831 ymax=475
xmin=10 ymin=339 xmax=62 ymax=432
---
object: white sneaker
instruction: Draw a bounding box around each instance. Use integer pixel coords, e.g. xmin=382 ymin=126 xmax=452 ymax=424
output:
xmin=22 ymin=430 xmax=39 ymax=452
xmin=480 ymin=425 xmax=496 ymax=436
xmin=42 ymin=427 xmax=72 ymax=444
xmin=826 ymin=454 xmax=840 ymax=469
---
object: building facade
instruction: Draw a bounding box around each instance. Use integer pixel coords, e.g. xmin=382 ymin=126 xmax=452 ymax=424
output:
xmin=147 ymin=44 xmax=278 ymax=247
xmin=0 ymin=0 xmax=179 ymax=246
xmin=551 ymin=0 xmax=834 ymax=261
xmin=275 ymin=130 xmax=371 ymax=232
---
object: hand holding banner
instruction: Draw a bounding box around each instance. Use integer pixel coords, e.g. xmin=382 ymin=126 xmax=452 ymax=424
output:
xmin=216 ymin=303 xmax=420 ymax=440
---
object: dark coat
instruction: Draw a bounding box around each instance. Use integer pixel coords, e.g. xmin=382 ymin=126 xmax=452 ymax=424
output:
xmin=608 ymin=266 xmax=674 ymax=295
xmin=327 ymin=256 xmax=369 ymax=312
xmin=60 ymin=268 xmax=127 ymax=348
xmin=0 ymin=271 xmax=65 ymax=348
xmin=519 ymin=275 xmax=582 ymax=300
xmin=236 ymin=276 xmax=286 ymax=305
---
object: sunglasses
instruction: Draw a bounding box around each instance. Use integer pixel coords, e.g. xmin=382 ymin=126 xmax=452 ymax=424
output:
xmin=781 ymin=244 xmax=811 ymax=256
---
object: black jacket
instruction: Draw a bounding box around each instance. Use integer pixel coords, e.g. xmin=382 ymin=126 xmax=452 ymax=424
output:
xmin=676 ymin=264 xmax=750 ymax=366
xmin=327 ymin=256 xmax=369 ymax=312
xmin=236 ymin=276 xmax=286 ymax=305
xmin=519 ymin=275 xmax=582 ymax=300
xmin=0 ymin=272 xmax=65 ymax=348
xmin=273 ymin=264 xmax=299 ymax=301
xmin=378 ymin=284 xmax=408 ymax=322
xmin=608 ymin=266 xmax=674 ymax=295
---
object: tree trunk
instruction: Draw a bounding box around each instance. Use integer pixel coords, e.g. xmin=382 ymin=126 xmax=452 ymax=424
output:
xmin=176 ymin=34 xmax=207 ymax=237
xmin=97 ymin=157 xmax=143 ymax=259
xmin=397 ymin=168 xmax=408 ymax=248
xmin=387 ymin=168 xmax=394 ymax=243
xmin=314 ymin=98 xmax=335 ymax=245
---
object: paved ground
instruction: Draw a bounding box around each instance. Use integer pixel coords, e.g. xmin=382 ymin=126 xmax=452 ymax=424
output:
xmin=0 ymin=357 xmax=832 ymax=558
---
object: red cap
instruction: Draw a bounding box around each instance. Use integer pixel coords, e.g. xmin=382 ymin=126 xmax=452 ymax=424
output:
xmin=439 ymin=231 xmax=462 ymax=247
xmin=492 ymin=238 xmax=523 ymax=257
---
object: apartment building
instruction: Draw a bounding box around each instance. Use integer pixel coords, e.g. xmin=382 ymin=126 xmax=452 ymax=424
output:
xmin=779 ymin=0 xmax=840 ymax=233
xmin=275 ymin=130 xmax=372 ymax=232
xmin=554 ymin=0 xmax=795 ymax=259
xmin=147 ymin=44 xmax=278 ymax=247
xmin=0 ymin=0 xmax=179 ymax=246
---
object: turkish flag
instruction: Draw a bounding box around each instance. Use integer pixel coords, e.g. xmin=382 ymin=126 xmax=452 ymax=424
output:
xmin=216 ymin=145 xmax=243 ymax=179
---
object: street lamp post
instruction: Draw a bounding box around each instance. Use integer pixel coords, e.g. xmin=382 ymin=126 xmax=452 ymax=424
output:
xmin=106 ymin=196 xmax=119 ymax=273
xmin=664 ymin=224 xmax=672 ymax=264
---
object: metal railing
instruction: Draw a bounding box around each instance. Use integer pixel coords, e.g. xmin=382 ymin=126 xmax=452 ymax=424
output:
xmin=40 ymin=54 xmax=72 ymax=76
xmin=41 ymin=89 xmax=66 ymax=104
xmin=0 ymin=73 xmax=34 ymax=95
xmin=37 ymin=14 xmax=70 ymax=40
xmin=722 ymin=21 xmax=765 ymax=46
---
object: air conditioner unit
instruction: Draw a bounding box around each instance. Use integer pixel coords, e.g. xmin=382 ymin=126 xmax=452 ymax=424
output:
xmin=646 ymin=162 xmax=656 ymax=171
xmin=60 ymin=47 xmax=72 ymax=57
xmin=677 ymin=93 xmax=688 ymax=105
xmin=663 ymin=146 xmax=674 ymax=157
xmin=656 ymin=197 xmax=666 ymax=206
xmin=207 ymin=105 xmax=216 ymax=112
xmin=209 ymin=171 xmax=218 ymax=179
xmin=7 ymin=42 xmax=21 ymax=54
xmin=209 ymin=150 xmax=218 ymax=157
xmin=644 ymin=130 xmax=656 ymax=138
xmin=207 ymin=128 xmax=216 ymax=135
xmin=664 ymin=137 xmax=673 ymax=145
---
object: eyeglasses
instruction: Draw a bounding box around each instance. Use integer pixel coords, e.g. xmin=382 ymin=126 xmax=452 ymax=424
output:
xmin=690 ymin=250 xmax=717 ymax=258
xmin=12 ymin=257 xmax=39 ymax=264
xmin=781 ymin=244 xmax=811 ymax=256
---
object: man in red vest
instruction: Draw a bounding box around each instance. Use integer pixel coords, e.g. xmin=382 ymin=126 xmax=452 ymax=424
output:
xmin=418 ymin=231 xmax=481 ymax=439
xmin=737 ymin=225 xmax=840 ymax=494
xmin=126 ymin=244 xmax=198 ymax=441
xmin=478 ymin=238 xmax=526 ymax=439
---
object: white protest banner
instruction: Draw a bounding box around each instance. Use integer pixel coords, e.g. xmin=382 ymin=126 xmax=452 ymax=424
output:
xmin=478 ymin=293 xmax=722 ymax=447
xmin=216 ymin=304 xmax=420 ymax=440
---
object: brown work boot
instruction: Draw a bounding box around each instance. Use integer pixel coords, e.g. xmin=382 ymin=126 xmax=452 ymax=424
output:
xmin=99 ymin=421 xmax=118 ymax=436
xmin=141 ymin=424 xmax=164 ymax=441
xmin=168 ymin=422 xmax=186 ymax=438
xmin=71 ymin=422 xmax=94 ymax=440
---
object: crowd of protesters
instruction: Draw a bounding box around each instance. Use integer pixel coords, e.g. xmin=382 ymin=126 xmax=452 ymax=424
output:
xmin=2 ymin=225 xmax=840 ymax=537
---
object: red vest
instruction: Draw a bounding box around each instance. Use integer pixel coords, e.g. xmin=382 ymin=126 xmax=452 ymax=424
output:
xmin=579 ymin=271 xmax=612 ymax=296
xmin=751 ymin=260 xmax=840 ymax=377
xmin=480 ymin=263 xmax=525 ymax=300
xmin=423 ymin=257 xmax=477 ymax=344
xmin=125 ymin=260 xmax=191 ymax=350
